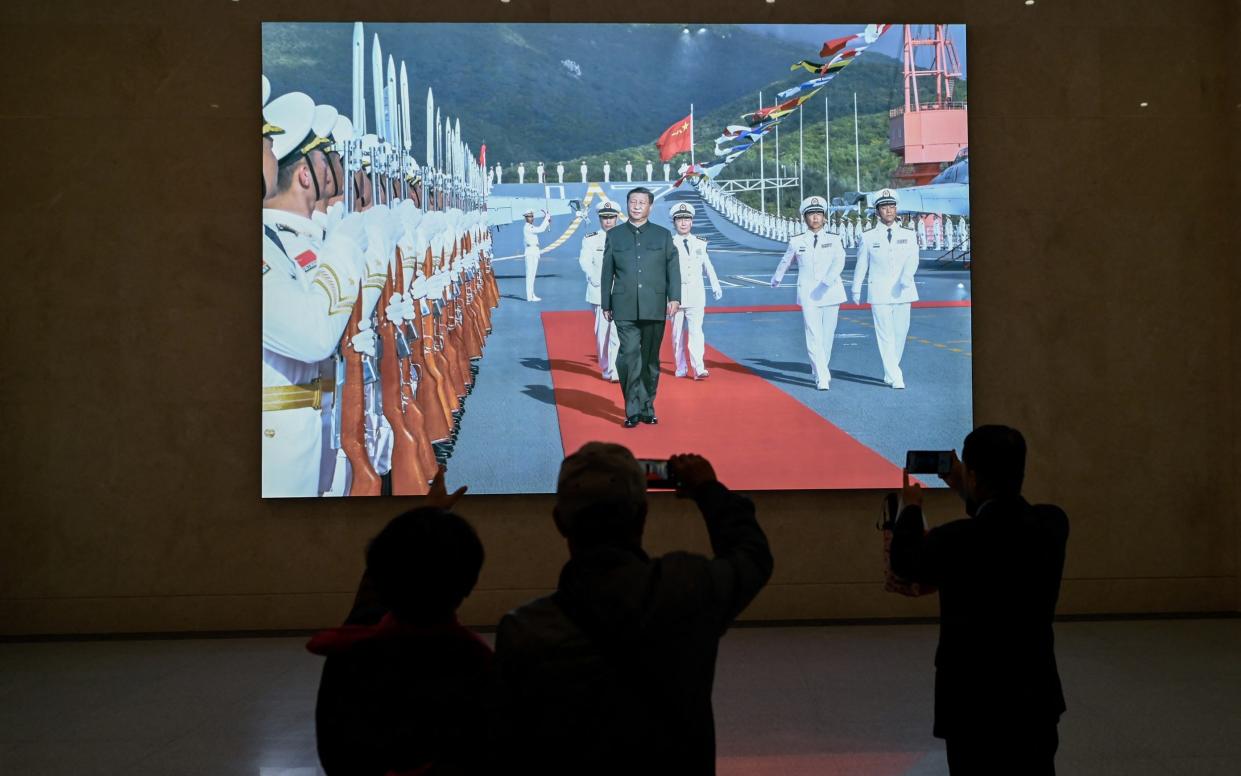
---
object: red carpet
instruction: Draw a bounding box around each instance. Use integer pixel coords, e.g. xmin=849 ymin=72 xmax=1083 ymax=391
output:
xmin=541 ymin=311 xmax=905 ymax=490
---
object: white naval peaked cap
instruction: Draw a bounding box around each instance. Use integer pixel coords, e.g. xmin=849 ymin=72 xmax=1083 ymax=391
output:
xmin=596 ymin=199 xmax=620 ymax=216
xmin=359 ymin=133 xmax=378 ymax=167
xmin=263 ymin=92 xmax=315 ymax=162
xmin=261 ymin=75 xmax=271 ymax=107
xmin=799 ymin=195 xmax=827 ymax=217
xmin=331 ymin=115 xmax=354 ymax=145
xmin=523 ymin=207 xmax=535 ymax=217
xmin=311 ymin=105 xmax=338 ymax=140
xmin=873 ymin=188 xmax=898 ymax=208
xmin=669 ymin=202 xmax=695 ymax=219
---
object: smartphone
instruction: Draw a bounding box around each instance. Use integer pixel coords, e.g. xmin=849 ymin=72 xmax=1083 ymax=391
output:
xmin=636 ymin=458 xmax=677 ymax=490
xmin=905 ymin=450 xmax=953 ymax=476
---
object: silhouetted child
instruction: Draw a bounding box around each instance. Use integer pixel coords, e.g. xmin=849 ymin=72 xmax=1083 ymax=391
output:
xmin=309 ymin=507 xmax=490 ymax=776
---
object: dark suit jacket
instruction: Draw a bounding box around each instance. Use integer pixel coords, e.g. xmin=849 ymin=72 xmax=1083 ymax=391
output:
xmin=600 ymin=220 xmax=681 ymax=320
xmin=891 ymin=495 xmax=1069 ymax=739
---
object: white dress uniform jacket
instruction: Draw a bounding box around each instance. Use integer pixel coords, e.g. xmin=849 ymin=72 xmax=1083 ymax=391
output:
xmin=523 ymin=213 xmax=550 ymax=251
xmin=578 ymin=230 xmax=607 ymax=305
xmin=772 ymin=229 xmax=846 ymax=307
xmin=674 ymin=234 xmax=721 ymax=308
xmin=851 ymin=223 xmax=919 ymax=304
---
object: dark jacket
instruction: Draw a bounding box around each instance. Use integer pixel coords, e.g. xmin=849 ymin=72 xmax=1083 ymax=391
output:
xmin=600 ymin=219 xmax=681 ymax=320
xmin=309 ymin=613 xmax=493 ymax=775
xmin=492 ymin=481 xmax=773 ymax=775
xmin=891 ymin=495 xmax=1070 ymax=739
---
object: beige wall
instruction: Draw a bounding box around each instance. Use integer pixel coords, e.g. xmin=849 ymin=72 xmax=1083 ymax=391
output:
xmin=1 ymin=0 xmax=1237 ymax=636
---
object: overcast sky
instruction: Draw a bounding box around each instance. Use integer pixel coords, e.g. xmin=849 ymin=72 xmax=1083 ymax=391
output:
xmin=739 ymin=24 xmax=968 ymax=76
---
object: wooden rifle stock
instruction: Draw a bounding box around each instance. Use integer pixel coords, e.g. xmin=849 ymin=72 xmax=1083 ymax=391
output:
xmin=342 ymin=288 xmax=382 ymax=496
xmin=394 ymin=248 xmax=440 ymax=475
xmin=378 ymin=255 xmax=431 ymax=495
xmin=436 ymin=248 xmax=467 ymax=400
xmin=419 ymin=246 xmax=458 ymax=429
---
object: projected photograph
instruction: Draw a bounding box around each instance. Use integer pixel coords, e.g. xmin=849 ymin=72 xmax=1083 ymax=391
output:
xmin=261 ymin=22 xmax=971 ymax=497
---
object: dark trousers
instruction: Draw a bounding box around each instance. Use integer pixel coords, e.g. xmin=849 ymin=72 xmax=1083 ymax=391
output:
xmin=945 ymin=726 xmax=1058 ymax=776
xmin=614 ymin=319 xmax=665 ymax=418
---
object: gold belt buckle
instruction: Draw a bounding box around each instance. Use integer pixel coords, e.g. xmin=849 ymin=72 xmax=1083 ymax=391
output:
xmin=311 ymin=378 xmax=322 ymax=411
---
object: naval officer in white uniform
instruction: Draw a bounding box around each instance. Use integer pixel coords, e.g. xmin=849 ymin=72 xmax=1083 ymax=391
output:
xmin=851 ymin=188 xmax=920 ymax=389
xmin=669 ymin=202 xmax=722 ymax=379
xmin=771 ymin=195 xmax=846 ymax=390
xmin=577 ymin=199 xmax=622 ymax=380
xmin=261 ymin=91 xmax=368 ymax=497
xmin=522 ymin=206 xmax=551 ymax=301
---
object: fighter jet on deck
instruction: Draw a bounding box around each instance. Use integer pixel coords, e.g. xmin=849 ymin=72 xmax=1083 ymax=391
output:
xmin=850 ymin=149 xmax=970 ymax=218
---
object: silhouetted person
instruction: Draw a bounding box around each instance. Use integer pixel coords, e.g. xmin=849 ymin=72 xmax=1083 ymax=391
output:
xmin=310 ymin=503 xmax=489 ymax=776
xmin=493 ymin=443 xmax=773 ymax=775
xmin=891 ymin=426 xmax=1069 ymax=776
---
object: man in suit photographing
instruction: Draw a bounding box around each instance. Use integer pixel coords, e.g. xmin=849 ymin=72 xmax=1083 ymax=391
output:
xmin=601 ymin=187 xmax=681 ymax=428
xmin=891 ymin=426 xmax=1069 ymax=775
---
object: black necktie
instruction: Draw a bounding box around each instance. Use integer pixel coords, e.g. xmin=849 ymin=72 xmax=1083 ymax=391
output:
xmin=683 ymin=238 xmax=690 ymax=254
xmin=887 ymin=228 xmax=892 ymax=243
xmin=812 ymin=234 xmax=818 ymax=249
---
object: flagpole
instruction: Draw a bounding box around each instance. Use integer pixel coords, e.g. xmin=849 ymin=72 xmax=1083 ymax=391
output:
xmin=798 ymin=104 xmax=804 ymax=203
xmin=853 ymin=91 xmax=861 ymax=210
xmin=690 ymin=103 xmax=695 ymax=167
xmin=758 ymin=91 xmax=765 ymax=214
xmin=825 ymin=97 xmax=831 ymax=202
xmin=775 ymin=123 xmax=781 ymax=218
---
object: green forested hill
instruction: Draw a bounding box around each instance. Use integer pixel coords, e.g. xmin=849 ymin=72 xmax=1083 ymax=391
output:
xmin=263 ymin=22 xmax=966 ymax=203
xmin=264 ymin=22 xmax=819 ymax=161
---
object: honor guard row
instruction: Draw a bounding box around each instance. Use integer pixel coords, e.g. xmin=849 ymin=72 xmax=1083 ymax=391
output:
xmin=261 ymin=67 xmax=499 ymax=499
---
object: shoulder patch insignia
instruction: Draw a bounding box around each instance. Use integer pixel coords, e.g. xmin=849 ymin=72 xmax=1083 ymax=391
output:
xmin=586 ymin=231 xmax=599 ymax=238
xmin=294 ymin=249 xmax=317 ymax=272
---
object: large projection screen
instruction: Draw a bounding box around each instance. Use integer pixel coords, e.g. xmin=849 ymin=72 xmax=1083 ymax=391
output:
xmin=261 ymin=22 xmax=971 ymax=497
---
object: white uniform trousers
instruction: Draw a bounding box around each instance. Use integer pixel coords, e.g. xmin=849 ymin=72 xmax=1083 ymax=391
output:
xmin=672 ymin=306 xmax=707 ymax=376
xmin=524 ymin=248 xmax=540 ymax=300
xmin=871 ymin=302 xmax=912 ymax=386
xmin=262 ymin=407 xmax=321 ymax=498
xmin=802 ymin=304 xmax=840 ymax=388
xmin=592 ymin=304 xmax=620 ymax=378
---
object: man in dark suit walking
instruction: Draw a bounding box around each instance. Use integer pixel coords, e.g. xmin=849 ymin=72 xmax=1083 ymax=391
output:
xmin=601 ymin=187 xmax=681 ymax=427
xmin=891 ymin=425 xmax=1069 ymax=776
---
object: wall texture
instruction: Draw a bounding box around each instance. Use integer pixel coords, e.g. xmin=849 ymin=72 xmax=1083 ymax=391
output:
xmin=1 ymin=0 xmax=1237 ymax=636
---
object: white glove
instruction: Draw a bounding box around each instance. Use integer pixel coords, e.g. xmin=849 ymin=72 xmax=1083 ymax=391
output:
xmin=384 ymin=293 xmax=405 ymax=326
xmin=363 ymin=207 xmax=391 ymax=260
xmin=384 ymin=206 xmax=406 ymax=242
xmin=851 ymin=288 xmax=862 ymax=303
xmin=327 ymin=211 xmax=368 ymax=254
xmin=325 ymin=200 xmax=345 ymax=229
xmin=400 ymin=294 xmax=416 ymax=322
xmin=349 ymin=318 xmax=377 ymax=358
xmin=713 ymin=289 xmax=723 ymax=301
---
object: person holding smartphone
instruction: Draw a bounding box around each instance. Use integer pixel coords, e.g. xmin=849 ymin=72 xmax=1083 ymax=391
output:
xmin=891 ymin=426 xmax=1070 ymax=776
xmin=493 ymin=442 xmax=773 ymax=774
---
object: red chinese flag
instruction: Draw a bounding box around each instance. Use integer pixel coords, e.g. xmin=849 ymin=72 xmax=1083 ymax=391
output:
xmin=819 ymin=34 xmax=853 ymax=58
xmin=478 ymin=143 xmax=487 ymax=169
xmin=656 ymin=114 xmax=693 ymax=162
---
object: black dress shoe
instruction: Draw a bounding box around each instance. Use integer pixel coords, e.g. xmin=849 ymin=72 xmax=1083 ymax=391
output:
xmin=623 ymin=416 xmax=640 ymax=428
xmin=640 ymin=414 xmax=658 ymax=425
